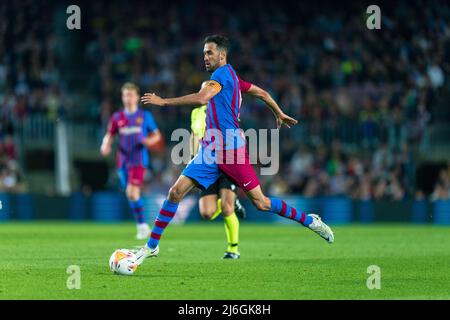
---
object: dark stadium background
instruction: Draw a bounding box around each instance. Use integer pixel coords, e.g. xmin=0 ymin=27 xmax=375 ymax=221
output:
xmin=0 ymin=0 xmax=449 ymax=224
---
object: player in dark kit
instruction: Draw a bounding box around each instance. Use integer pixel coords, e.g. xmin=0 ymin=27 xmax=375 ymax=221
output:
xmin=134 ymin=35 xmax=334 ymax=264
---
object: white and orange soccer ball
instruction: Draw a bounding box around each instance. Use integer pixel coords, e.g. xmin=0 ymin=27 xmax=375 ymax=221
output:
xmin=109 ymin=249 xmax=137 ymax=275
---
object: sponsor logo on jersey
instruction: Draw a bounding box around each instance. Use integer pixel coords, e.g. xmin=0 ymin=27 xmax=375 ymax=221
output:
xmin=119 ymin=126 xmax=143 ymax=135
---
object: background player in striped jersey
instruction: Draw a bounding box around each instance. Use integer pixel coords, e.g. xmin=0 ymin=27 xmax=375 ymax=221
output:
xmin=191 ymin=81 xmax=247 ymax=259
xmin=100 ymin=82 xmax=162 ymax=239
xmin=135 ymin=35 xmax=334 ymax=263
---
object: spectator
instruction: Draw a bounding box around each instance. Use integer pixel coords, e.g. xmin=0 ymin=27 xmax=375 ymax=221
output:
xmin=1 ymin=1 xmax=448 ymax=197
xmin=1 ymin=135 xmax=16 ymax=160
xmin=431 ymin=168 xmax=450 ymax=201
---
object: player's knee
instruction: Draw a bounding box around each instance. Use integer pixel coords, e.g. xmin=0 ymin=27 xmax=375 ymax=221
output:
xmin=200 ymin=209 xmax=215 ymax=221
xmin=221 ymin=201 xmax=234 ymax=215
xmin=127 ymin=189 xmax=140 ymax=202
xmin=127 ymin=194 xmax=139 ymax=202
xmin=168 ymin=185 xmax=183 ymax=203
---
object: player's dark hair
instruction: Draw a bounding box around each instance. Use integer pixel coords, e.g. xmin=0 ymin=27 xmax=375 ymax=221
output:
xmin=204 ymin=35 xmax=230 ymax=53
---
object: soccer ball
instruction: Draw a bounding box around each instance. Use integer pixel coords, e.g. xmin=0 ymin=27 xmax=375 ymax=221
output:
xmin=109 ymin=249 xmax=137 ymax=276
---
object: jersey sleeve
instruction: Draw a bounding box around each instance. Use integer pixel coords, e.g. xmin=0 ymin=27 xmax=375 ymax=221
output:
xmin=190 ymin=108 xmax=199 ymax=133
xmin=107 ymin=114 xmax=118 ymax=135
xmin=145 ymin=111 xmax=158 ymax=133
xmin=210 ymin=67 xmax=227 ymax=92
xmin=190 ymin=106 xmax=207 ymax=138
xmin=238 ymin=77 xmax=252 ymax=93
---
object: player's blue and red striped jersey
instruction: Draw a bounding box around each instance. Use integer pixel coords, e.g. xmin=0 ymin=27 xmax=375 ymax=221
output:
xmin=203 ymin=64 xmax=252 ymax=151
xmin=107 ymin=108 xmax=158 ymax=168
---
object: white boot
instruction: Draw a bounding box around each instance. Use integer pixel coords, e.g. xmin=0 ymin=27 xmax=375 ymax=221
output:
xmin=136 ymin=223 xmax=151 ymax=240
xmin=307 ymin=214 xmax=335 ymax=244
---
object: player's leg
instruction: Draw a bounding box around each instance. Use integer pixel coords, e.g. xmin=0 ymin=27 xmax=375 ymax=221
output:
xmin=126 ymin=166 xmax=150 ymax=240
xmin=219 ymin=147 xmax=334 ymax=243
xmin=198 ymin=181 xmax=222 ymax=221
xmin=219 ymin=186 xmax=240 ymax=259
xmin=118 ymin=166 xmax=147 ymax=239
xmin=227 ymin=180 xmax=246 ymax=219
xmin=135 ymin=174 xmax=197 ymax=263
xmin=245 ymin=185 xmax=313 ymax=227
xmin=245 ymin=185 xmax=334 ymax=243
xmin=199 ymin=194 xmax=219 ymax=219
xmin=135 ymin=149 xmax=221 ymax=264
xmin=126 ymin=184 xmax=150 ymax=240
xmin=147 ymin=174 xmax=196 ymax=249
xmin=233 ymin=190 xmax=247 ymax=219
xmin=148 ymin=149 xmax=220 ymax=249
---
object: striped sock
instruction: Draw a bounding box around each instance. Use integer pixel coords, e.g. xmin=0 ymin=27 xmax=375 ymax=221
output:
xmin=129 ymin=198 xmax=145 ymax=224
xmin=147 ymin=199 xmax=179 ymax=249
xmin=269 ymin=198 xmax=313 ymax=227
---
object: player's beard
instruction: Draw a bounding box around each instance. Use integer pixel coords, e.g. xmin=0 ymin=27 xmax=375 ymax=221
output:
xmin=206 ymin=59 xmax=220 ymax=73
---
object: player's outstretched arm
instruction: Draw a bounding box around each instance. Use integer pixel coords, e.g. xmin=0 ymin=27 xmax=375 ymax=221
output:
xmin=101 ymin=116 xmax=118 ymax=156
xmin=245 ymin=83 xmax=298 ymax=129
xmin=141 ymin=81 xmax=220 ymax=107
xmin=100 ymin=133 xmax=113 ymax=156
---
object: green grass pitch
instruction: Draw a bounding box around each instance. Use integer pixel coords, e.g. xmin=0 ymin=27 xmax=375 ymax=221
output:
xmin=0 ymin=222 xmax=449 ymax=299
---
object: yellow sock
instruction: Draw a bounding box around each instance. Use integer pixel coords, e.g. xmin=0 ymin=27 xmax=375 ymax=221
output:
xmin=210 ymin=198 xmax=222 ymax=220
xmin=224 ymin=212 xmax=239 ymax=254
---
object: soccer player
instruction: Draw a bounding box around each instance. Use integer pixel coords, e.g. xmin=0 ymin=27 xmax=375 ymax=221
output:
xmin=191 ymin=81 xmax=247 ymax=259
xmin=101 ymin=82 xmax=162 ymax=240
xmin=135 ymin=35 xmax=334 ymax=262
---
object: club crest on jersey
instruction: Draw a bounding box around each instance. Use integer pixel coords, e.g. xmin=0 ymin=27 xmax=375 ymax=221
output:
xmin=136 ymin=117 xmax=143 ymax=125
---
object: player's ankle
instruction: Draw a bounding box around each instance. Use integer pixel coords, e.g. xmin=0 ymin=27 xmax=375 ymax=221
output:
xmin=228 ymin=244 xmax=239 ymax=253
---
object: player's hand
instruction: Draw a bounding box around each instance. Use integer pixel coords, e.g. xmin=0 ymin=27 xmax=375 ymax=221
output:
xmin=141 ymin=93 xmax=166 ymax=106
xmin=140 ymin=137 xmax=154 ymax=149
xmin=276 ymin=113 xmax=298 ymax=129
xmin=100 ymin=144 xmax=111 ymax=156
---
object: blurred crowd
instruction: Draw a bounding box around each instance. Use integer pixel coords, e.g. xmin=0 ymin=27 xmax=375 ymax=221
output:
xmin=430 ymin=163 xmax=450 ymax=201
xmin=263 ymin=140 xmax=415 ymax=200
xmin=1 ymin=1 xmax=450 ymax=198
xmin=84 ymin=0 xmax=448 ymax=147
xmin=0 ymin=134 xmax=24 ymax=192
xmin=0 ymin=1 xmax=66 ymax=122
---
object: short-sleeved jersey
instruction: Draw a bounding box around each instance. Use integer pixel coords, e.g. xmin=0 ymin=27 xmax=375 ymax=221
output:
xmin=107 ymin=108 xmax=158 ymax=168
xmin=202 ymin=64 xmax=252 ymax=151
xmin=190 ymin=105 xmax=207 ymax=139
